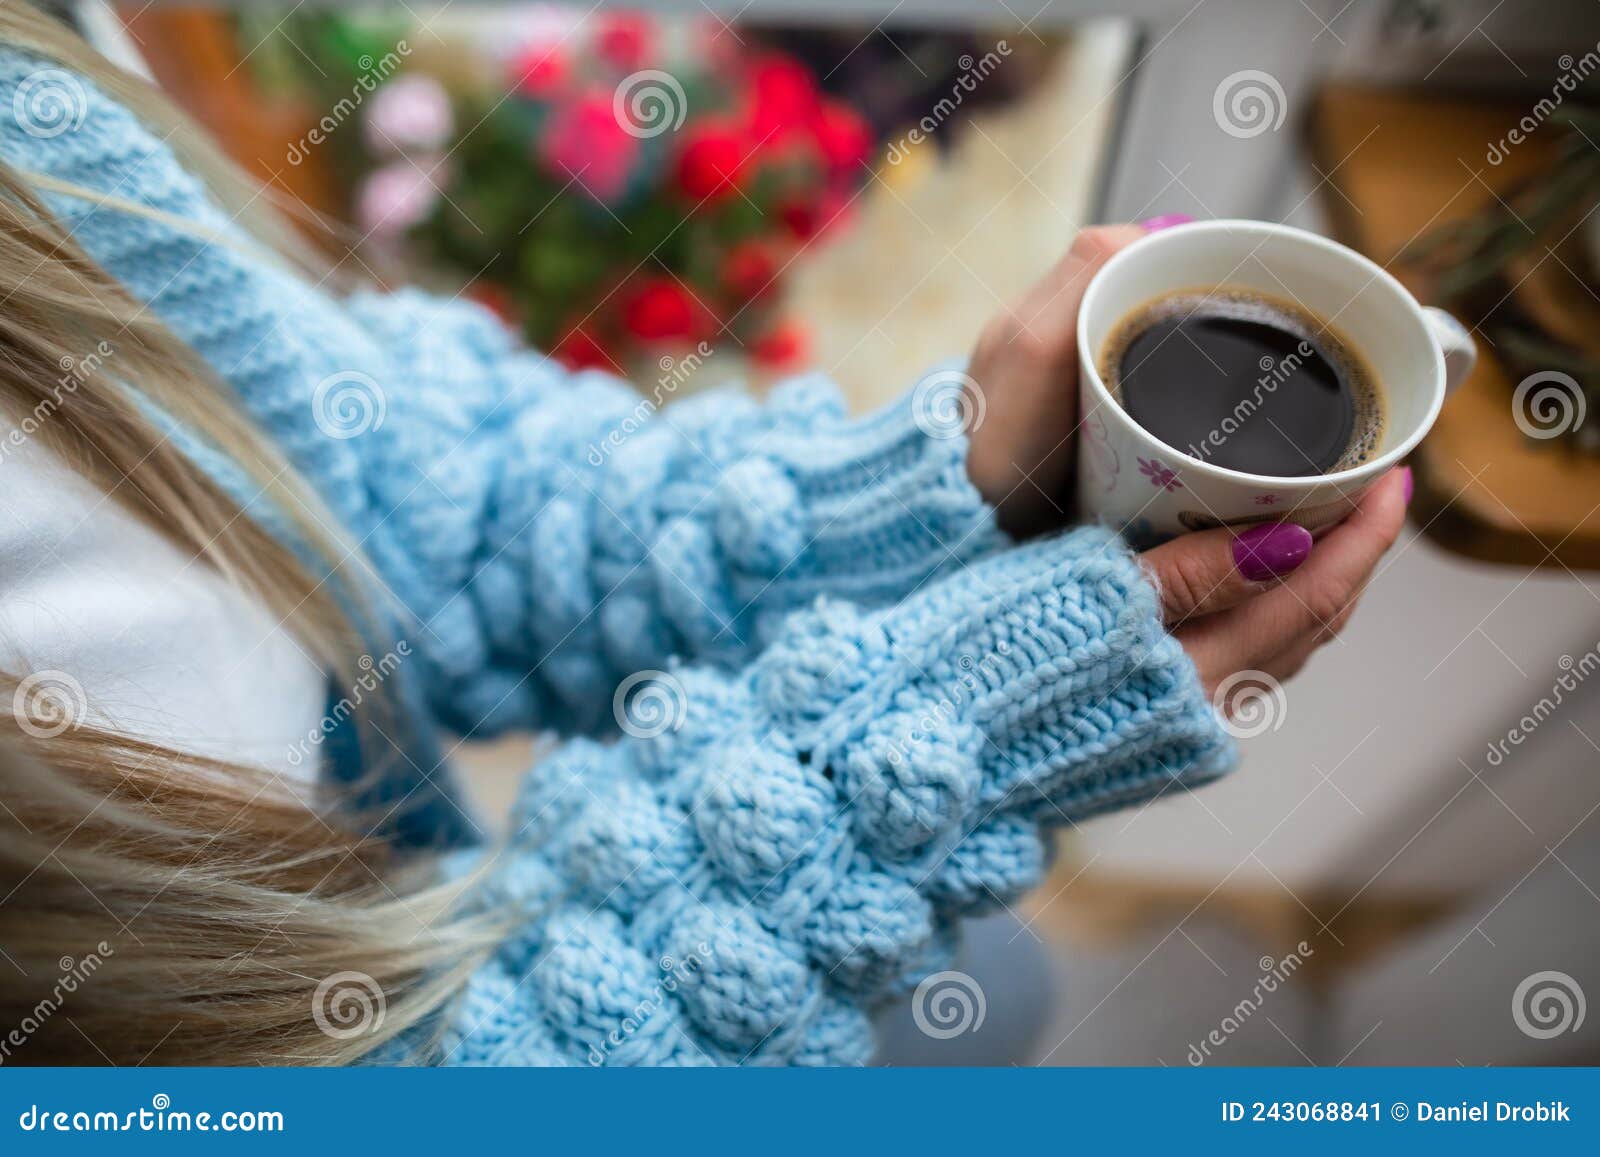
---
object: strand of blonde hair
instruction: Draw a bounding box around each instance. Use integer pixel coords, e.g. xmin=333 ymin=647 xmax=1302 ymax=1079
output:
xmin=0 ymin=1 xmax=491 ymax=1064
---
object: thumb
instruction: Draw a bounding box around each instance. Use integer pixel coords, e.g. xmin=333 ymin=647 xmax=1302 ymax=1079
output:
xmin=1140 ymin=521 xmax=1315 ymax=624
xmin=1023 ymin=225 xmax=1148 ymax=340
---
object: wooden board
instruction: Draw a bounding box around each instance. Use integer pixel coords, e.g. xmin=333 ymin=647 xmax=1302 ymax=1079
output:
xmin=1313 ymin=85 xmax=1600 ymax=570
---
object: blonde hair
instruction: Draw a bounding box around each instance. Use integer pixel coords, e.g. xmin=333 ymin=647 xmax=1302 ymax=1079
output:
xmin=0 ymin=3 xmax=487 ymax=1064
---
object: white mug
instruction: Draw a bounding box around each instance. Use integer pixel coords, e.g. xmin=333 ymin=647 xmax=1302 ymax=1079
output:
xmin=1075 ymin=219 xmax=1476 ymax=543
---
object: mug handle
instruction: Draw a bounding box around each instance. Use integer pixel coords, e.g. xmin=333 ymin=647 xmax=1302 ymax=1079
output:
xmin=1423 ymin=307 xmax=1477 ymax=396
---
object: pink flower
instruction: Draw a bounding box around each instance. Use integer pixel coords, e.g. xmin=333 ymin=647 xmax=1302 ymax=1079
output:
xmin=1137 ymin=457 xmax=1183 ymax=491
xmin=745 ymin=53 xmax=820 ymax=146
xmin=1254 ymin=493 xmax=1279 ymax=506
xmin=364 ymin=74 xmax=454 ymax=155
xmin=691 ymin=16 xmax=745 ymax=72
xmin=356 ymin=161 xmax=441 ymax=236
xmin=502 ymin=7 xmax=586 ymax=95
xmin=594 ymin=13 xmax=654 ymax=72
xmin=812 ymin=101 xmax=873 ymax=173
xmin=508 ymin=44 xmax=569 ymax=97
xmin=538 ymin=93 xmax=640 ymax=203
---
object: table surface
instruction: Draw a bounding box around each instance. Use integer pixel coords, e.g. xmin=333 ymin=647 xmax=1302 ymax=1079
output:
xmin=1313 ymin=84 xmax=1600 ymax=571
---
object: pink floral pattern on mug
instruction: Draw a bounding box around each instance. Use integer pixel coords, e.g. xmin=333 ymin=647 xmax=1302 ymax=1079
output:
xmin=1138 ymin=457 xmax=1182 ymax=491
xmin=1254 ymin=494 xmax=1279 ymax=506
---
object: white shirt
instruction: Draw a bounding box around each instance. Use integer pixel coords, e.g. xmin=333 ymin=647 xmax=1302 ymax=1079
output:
xmin=0 ymin=423 xmax=326 ymax=781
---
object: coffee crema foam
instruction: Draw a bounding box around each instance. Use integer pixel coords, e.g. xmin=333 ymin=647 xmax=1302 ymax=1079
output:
xmin=1100 ymin=287 xmax=1386 ymax=475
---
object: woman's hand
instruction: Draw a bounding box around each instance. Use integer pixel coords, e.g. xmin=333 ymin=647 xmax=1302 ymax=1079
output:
xmin=964 ymin=219 xmax=1407 ymax=699
xmin=964 ymin=224 xmax=1147 ymax=537
xmin=1140 ymin=467 xmax=1411 ymax=698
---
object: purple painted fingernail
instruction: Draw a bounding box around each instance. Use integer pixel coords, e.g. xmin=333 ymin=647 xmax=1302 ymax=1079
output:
xmin=1232 ymin=522 xmax=1314 ymax=582
xmin=1139 ymin=213 xmax=1195 ymax=233
xmin=1401 ymin=465 xmax=1415 ymax=505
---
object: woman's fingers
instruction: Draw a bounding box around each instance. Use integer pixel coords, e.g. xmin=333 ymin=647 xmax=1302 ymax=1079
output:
xmin=1253 ymin=468 xmax=1410 ymax=640
xmin=966 ymin=225 xmax=1148 ymax=536
xmin=1141 ymin=521 xmax=1314 ymax=625
xmin=1172 ymin=469 xmax=1410 ymax=693
xmin=1171 ymin=470 xmax=1408 ymax=688
xmin=1019 ymin=225 xmax=1146 ymax=350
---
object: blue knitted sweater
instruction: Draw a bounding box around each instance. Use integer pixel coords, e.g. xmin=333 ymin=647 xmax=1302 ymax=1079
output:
xmin=0 ymin=49 xmax=1234 ymax=1065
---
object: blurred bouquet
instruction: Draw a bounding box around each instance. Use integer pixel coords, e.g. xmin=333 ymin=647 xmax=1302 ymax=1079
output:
xmin=345 ymin=12 xmax=874 ymax=373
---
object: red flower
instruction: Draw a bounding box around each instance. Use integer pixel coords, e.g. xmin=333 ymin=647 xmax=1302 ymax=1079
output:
xmin=778 ymin=200 xmax=819 ymax=241
xmin=778 ymin=190 xmax=852 ymax=242
xmin=553 ymin=327 xmax=613 ymax=371
xmin=539 ymin=92 xmax=639 ymax=203
xmin=623 ymin=277 xmax=702 ymax=342
xmin=468 ymin=282 xmax=518 ymax=327
xmin=674 ymin=120 xmax=747 ymax=203
xmin=509 ymin=45 xmax=569 ymax=97
xmin=813 ymin=100 xmax=873 ymax=173
xmin=752 ymin=321 xmax=810 ymax=370
xmin=745 ymin=54 xmax=819 ymax=146
xmin=720 ymin=241 xmax=779 ymax=303
xmin=595 ymin=13 xmax=653 ymax=72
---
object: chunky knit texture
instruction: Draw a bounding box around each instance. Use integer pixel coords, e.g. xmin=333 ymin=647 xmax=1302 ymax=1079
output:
xmin=443 ymin=530 xmax=1232 ymax=1065
xmin=0 ymin=50 xmax=1236 ymax=1065
xmin=0 ymin=49 xmax=1006 ymax=840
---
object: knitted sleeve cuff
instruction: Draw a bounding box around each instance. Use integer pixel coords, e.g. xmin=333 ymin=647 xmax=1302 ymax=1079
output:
xmin=450 ymin=358 xmax=1011 ymax=722
xmin=651 ymin=368 xmax=1010 ymax=661
xmin=755 ymin=525 xmax=1235 ymax=852
xmin=324 ymin=289 xmax=1008 ymax=731
xmin=730 ymin=368 xmax=1009 ymax=605
xmin=439 ymin=526 xmax=1234 ymax=1066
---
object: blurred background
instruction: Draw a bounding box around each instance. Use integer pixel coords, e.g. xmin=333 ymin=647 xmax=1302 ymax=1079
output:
xmin=64 ymin=0 xmax=1600 ymax=1065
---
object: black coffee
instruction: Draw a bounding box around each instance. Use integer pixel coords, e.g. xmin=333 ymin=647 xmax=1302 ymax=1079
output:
xmin=1101 ymin=289 xmax=1384 ymax=477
